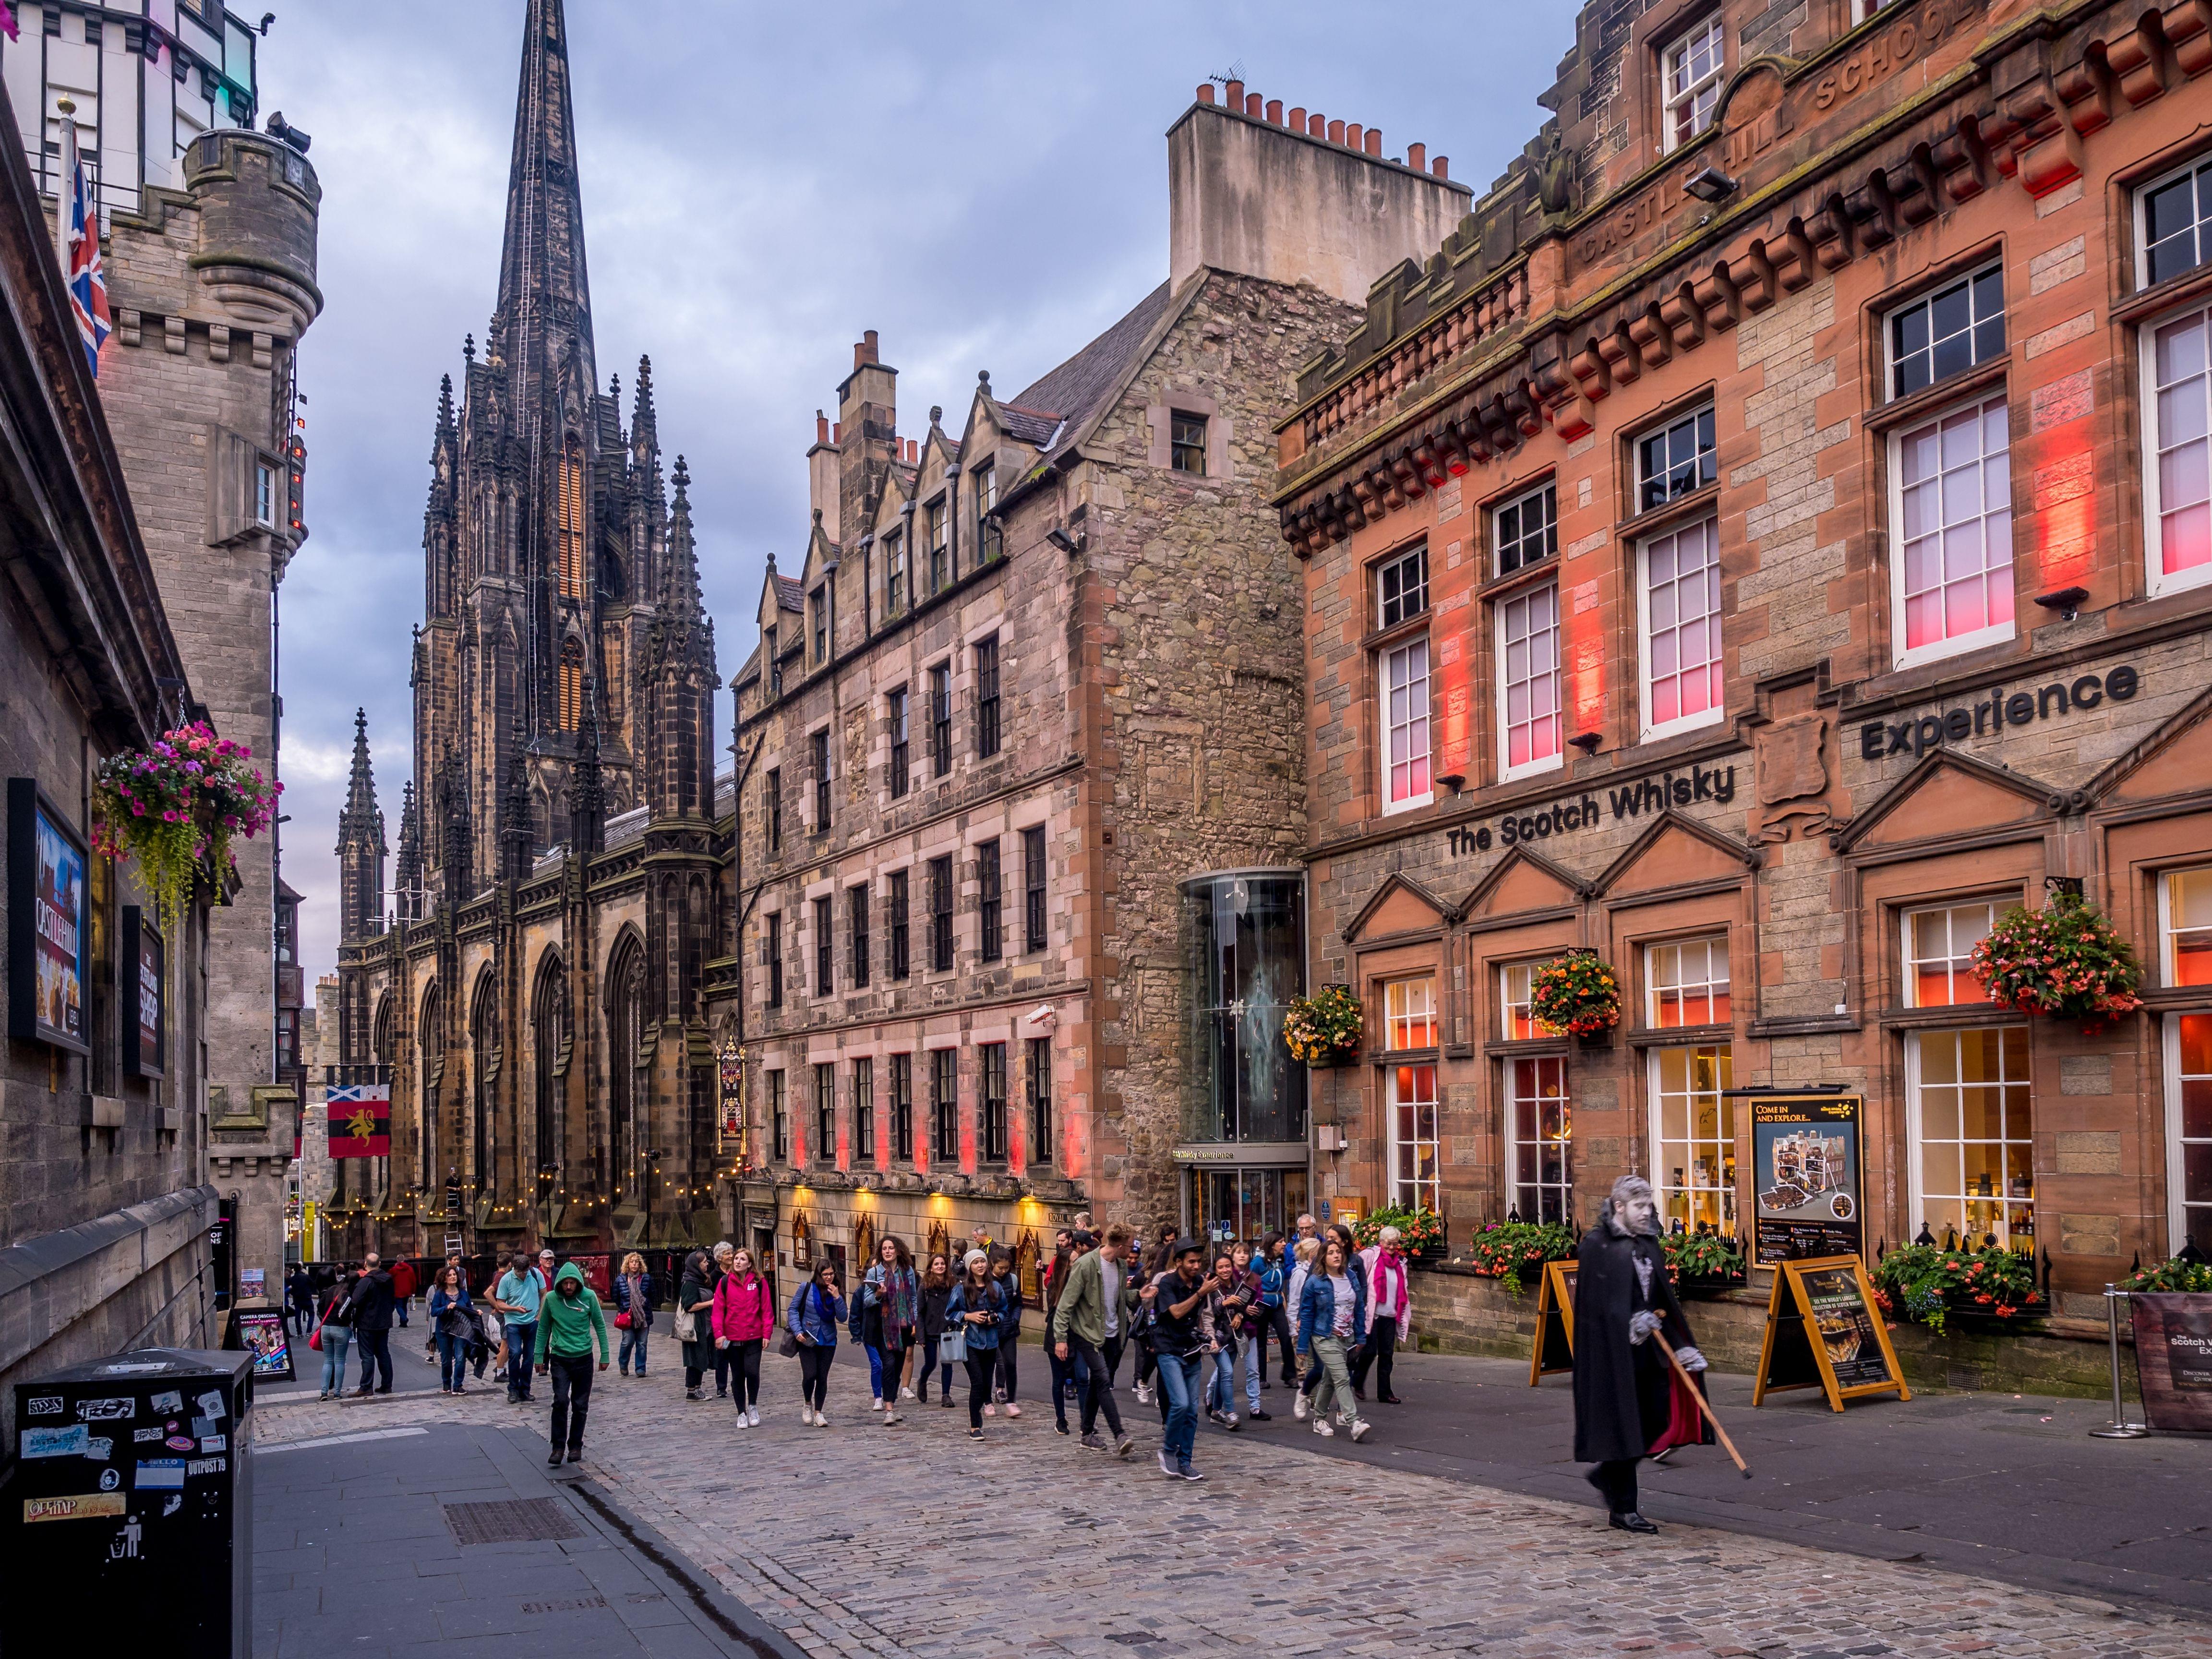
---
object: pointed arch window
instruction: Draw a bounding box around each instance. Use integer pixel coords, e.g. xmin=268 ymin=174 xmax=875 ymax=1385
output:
xmin=532 ymin=952 xmax=568 ymax=1180
xmin=558 ymin=637 xmax=585 ymax=730
xmin=558 ymin=437 xmax=586 ymax=601
xmin=470 ymin=973 xmax=498 ymax=1200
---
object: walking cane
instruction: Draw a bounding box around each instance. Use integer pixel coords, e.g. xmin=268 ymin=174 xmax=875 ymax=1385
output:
xmin=1651 ymin=1330 xmax=1752 ymax=1479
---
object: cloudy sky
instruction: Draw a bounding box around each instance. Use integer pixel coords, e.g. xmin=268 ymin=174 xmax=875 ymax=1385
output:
xmin=271 ymin=0 xmax=1570 ymax=980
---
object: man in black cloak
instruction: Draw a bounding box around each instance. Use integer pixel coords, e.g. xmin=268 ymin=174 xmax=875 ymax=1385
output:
xmin=1572 ymin=1174 xmax=1708 ymax=1533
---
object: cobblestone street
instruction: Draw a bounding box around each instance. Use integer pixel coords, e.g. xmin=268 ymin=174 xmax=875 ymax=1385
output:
xmin=254 ymin=1343 xmax=2212 ymax=1659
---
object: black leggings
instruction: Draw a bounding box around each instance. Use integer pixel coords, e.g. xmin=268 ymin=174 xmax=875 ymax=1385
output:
xmin=1135 ymin=1336 xmax=1157 ymax=1389
xmin=1351 ymin=1315 xmax=1397 ymax=1395
xmin=994 ymin=1336 xmax=1019 ymax=1401
xmin=727 ymin=1340 xmax=762 ymax=1407
xmin=797 ymin=1344 xmax=833 ymax=1410
xmin=964 ymin=1350 xmax=997 ymax=1429
xmin=916 ymin=1335 xmax=945 ymax=1399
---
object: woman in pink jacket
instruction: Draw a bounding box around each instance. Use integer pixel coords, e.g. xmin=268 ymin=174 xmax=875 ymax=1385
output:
xmin=1351 ymin=1226 xmax=1410 ymax=1405
xmin=712 ymin=1247 xmax=775 ymax=1427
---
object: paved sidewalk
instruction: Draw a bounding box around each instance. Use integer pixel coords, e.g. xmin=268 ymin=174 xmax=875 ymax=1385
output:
xmin=252 ymin=1418 xmax=798 ymax=1658
xmin=252 ymin=1341 xmax=2212 ymax=1659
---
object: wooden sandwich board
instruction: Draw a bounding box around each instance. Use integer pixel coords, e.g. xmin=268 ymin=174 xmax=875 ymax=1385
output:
xmin=1527 ymin=1259 xmax=1578 ymax=1385
xmin=1752 ymin=1254 xmax=1910 ymax=1411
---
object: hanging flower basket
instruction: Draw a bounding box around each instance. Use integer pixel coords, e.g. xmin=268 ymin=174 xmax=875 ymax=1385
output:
xmin=1968 ymin=891 xmax=2143 ymax=1035
xmin=91 ymin=722 xmax=279 ymax=935
xmin=1528 ymin=950 xmax=1621 ymax=1039
xmin=1284 ymin=984 xmax=1363 ymax=1068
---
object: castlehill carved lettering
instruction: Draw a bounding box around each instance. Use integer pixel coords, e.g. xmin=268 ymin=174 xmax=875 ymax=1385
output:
xmin=1812 ymin=0 xmax=1987 ymax=112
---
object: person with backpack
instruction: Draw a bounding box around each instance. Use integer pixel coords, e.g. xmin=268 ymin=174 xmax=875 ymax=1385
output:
xmin=533 ymin=1262 xmax=611 ymax=1466
xmin=314 ymin=1262 xmax=357 ymax=1400
xmin=612 ymin=1252 xmax=655 ymax=1378
xmin=1049 ymin=1225 xmax=1136 ymax=1458
xmin=860 ymin=1235 xmax=918 ymax=1425
xmin=917 ymin=1252 xmax=954 ymax=1407
xmin=944 ymin=1249 xmax=1010 ymax=1440
xmin=1043 ymin=1232 xmax=1084 ymax=1433
xmin=712 ymin=1246 xmax=773 ymax=1427
xmin=786 ymin=1260 xmax=846 ymax=1427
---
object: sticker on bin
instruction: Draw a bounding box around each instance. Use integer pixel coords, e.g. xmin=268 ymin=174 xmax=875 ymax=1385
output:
xmin=25 ymin=1396 xmax=61 ymax=1417
xmin=190 ymin=1416 xmax=218 ymax=1440
xmin=136 ymin=1459 xmax=186 ymax=1491
xmin=85 ymin=1437 xmax=112 ymax=1461
xmin=97 ymin=1360 xmax=168 ymax=1374
xmin=133 ymin=1428 xmax=163 ymax=1443
xmin=195 ymin=1391 xmax=227 ymax=1422
xmin=150 ymin=1390 xmax=183 ymax=1414
xmin=22 ymin=1425 xmax=89 ymax=1458
xmin=200 ymin=1435 xmax=227 ymax=1453
xmin=188 ymin=1457 xmax=226 ymax=1476
xmin=164 ymin=1435 xmax=195 ymax=1451
xmin=75 ymin=1398 xmax=134 ymax=1421
xmin=24 ymin=1493 xmax=124 ymax=1522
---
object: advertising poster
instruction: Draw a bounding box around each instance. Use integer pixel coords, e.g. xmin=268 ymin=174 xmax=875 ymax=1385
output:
xmin=2130 ymin=1293 xmax=2212 ymax=1433
xmin=233 ymin=1309 xmax=294 ymax=1380
xmin=1747 ymin=1092 xmax=1865 ymax=1264
xmin=9 ymin=780 xmax=89 ymax=1053
xmin=718 ymin=1041 xmax=745 ymax=1152
xmin=1794 ymin=1262 xmax=1893 ymax=1389
xmin=123 ymin=907 xmax=164 ymax=1077
xmin=327 ymin=1082 xmax=391 ymax=1157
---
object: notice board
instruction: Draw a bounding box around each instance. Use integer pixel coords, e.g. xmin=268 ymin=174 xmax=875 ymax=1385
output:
xmin=1753 ymin=1254 xmax=1909 ymax=1411
xmin=1746 ymin=1092 xmax=1865 ymax=1265
xmin=1527 ymin=1260 xmax=1577 ymax=1385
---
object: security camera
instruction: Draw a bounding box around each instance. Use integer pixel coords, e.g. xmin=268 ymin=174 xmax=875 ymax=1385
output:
xmin=1028 ymin=1003 xmax=1058 ymax=1031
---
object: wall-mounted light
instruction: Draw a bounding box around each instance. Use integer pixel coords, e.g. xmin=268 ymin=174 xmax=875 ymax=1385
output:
xmin=2033 ymin=586 xmax=2091 ymax=622
xmin=1045 ymin=527 xmax=1085 ymax=555
xmin=1435 ymin=772 xmax=1467 ymax=796
xmin=1568 ymin=732 xmax=1602 ymax=755
xmin=1683 ymin=165 xmax=1738 ymax=203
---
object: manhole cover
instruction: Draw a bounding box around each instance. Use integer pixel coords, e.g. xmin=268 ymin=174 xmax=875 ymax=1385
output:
xmin=444 ymin=1498 xmax=584 ymax=1546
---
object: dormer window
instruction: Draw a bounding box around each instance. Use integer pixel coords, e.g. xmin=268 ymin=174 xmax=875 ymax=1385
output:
xmin=886 ymin=529 xmax=906 ymax=615
xmin=809 ymin=585 xmax=830 ymax=664
xmin=974 ymin=465 xmax=1001 ymax=563
xmin=926 ymin=499 xmax=948 ymax=593
xmin=767 ymin=625 xmax=781 ymax=698
xmin=1661 ymin=15 xmax=1724 ymax=152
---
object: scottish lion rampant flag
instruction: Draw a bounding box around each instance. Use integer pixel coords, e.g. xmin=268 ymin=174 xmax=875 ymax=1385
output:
xmin=327 ymin=1082 xmax=392 ymax=1159
xmin=59 ymin=114 xmax=109 ymax=375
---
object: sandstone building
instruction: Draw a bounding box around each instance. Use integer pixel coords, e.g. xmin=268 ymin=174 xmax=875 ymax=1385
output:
xmin=720 ymin=82 xmax=1468 ymax=1274
xmin=0 ymin=67 xmax=220 ymax=1420
xmin=335 ymin=0 xmax=726 ymax=1257
xmin=1278 ymin=0 xmax=2212 ymax=1311
xmin=0 ymin=8 xmax=316 ymax=1329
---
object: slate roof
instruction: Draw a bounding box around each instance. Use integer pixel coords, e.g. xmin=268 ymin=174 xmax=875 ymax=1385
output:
xmin=1011 ymin=280 xmax=1175 ymax=466
xmin=997 ymin=404 xmax=1064 ymax=448
xmin=773 ymin=574 xmax=805 ymax=612
xmin=604 ymin=804 xmax=650 ymax=851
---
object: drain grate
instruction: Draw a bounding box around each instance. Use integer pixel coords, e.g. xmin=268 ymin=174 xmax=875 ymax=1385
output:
xmin=443 ymin=1497 xmax=585 ymax=1546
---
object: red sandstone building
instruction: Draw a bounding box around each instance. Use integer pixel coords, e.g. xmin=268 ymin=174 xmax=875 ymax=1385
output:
xmin=1278 ymin=0 xmax=2212 ymax=1314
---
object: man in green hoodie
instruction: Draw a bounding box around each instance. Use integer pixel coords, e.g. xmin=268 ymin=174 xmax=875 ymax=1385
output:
xmin=534 ymin=1261 xmax=611 ymax=1466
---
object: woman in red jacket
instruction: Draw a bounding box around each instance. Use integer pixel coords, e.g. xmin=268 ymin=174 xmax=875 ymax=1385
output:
xmin=712 ymin=1246 xmax=774 ymax=1428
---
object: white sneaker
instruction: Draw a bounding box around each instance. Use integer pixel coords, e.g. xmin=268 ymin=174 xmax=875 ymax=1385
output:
xmin=899 ymin=1386 xmax=916 ymax=1401
xmin=1312 ymin=1418 xmax=1335 ymax=1437
xmin=882 ymin=1412 xmax=902 ymax=1426
xmin=800 ymin=1405 xmax=816 ymax=1426
xmin=746 ymin=1406 xmax=760 ymax=1427
xmin=984 ymin=1403 xmax=996 ymax=1417
xmin=815 ymin=1412 xmax=830 ymax=1428
xmin=1134 ymin=1382 xmax=1152 ymax=1406
xmin=734 ymin=1414 xmax=748 ymax=1431
xmin=1293 ymin=1392 xmax=1309 ymax=1421
xmin=872 ymin=1397 xmax=884 ymax=1411
xmin=1348 ymin=1419 xmax=1371 ymax=1443
xmin=1004 ymin=1402 xmax=1021 ymax=1419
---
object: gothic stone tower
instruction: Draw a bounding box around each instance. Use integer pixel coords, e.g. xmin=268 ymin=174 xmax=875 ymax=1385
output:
xmin=414 ymin=0 xmax=667 ymax=888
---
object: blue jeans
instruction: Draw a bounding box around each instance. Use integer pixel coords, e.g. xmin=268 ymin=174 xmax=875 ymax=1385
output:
xmin=319 ymin=1327 xmax=351 ymax=1394
xmin=1207 ymin=1347 xmax=1257 ymax=1414
xmin=505 ymin=1321 xmax=537 ymax=1398
xmin=1154 ymin=1351 xmax=1202 ymax=1465
xmin=436 ymin=1331 xmax=466 ymax=1390
xmin=619 ymin=1324 xmax=649 ymax=1374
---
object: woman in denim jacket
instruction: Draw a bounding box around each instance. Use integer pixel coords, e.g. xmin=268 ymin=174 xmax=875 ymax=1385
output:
xmin=786 ymin=1261 xmax=846 ymax=1427
xmin=944 ymin=1249 xmax=1010 ymax=1440
xmin=1296 ymin=1236 xmax=1372 ymax=1442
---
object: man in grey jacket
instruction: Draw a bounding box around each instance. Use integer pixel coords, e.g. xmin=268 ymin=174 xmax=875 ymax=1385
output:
xmin=1050 ymin=1224 xmax=1136 ymax=1458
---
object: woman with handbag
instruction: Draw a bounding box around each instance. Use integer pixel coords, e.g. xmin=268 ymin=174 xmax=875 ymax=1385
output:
xmin=677 ymin=1250 xmax=717 ymax=1401
xmin=613 ymin=1252 xmax=655 ymax=1378
xmin=917 ymin=1253 xmax=954 ymax=1407
xmin=944 ymin=1249 xmax=1009 ymax=1441
xmin=860 ymin=1235 xmax=918 ymax=1424
xmin=429 ymin=1264 xmax=473 ymax=1395
xmin=785 ymin=1260 xmax=846 ymax=1426
xmin=315 ymin=1263 xmax=357 ymax=1400
xmin=712 ymin=1247 xmax=773 ymax=1426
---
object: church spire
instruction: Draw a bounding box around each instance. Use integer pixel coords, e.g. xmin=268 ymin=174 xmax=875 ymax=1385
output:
xmin=570 ymin=677 xmax=605 ymax=855
xmin=335 ymin=709 xmax=386 ymax=943
xmin=500 ymin=736 xmax=535 ymax=883
xmin=661 ymin=455 xmax=704 ymax=625
xmin=631 ymin=354 xmax=657 ymax=459
xmin=394 ymin=781 xmax=422 ymax=924
xmin=490 ymin=0 xmax=593 ymax=394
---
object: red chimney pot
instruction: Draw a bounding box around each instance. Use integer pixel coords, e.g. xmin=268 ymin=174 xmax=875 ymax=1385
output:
xmin=1288 ymin=106 xmax=1306 ymax=132
xmin=1345 ymin=123 xmax=1363 ymax=151
xmin=1265 ymin=98 xmax=1283 ymax=125
xmin=1326 ymin=118 xmax=1344 ymax=144
xmin=1432 ymin=155 xmax=1449 ymax=180
xmin=1224 ymin=79 xmax=1244 ymax=110
xmin=1197 ymin=83 xmax=1214 ymax=104
xmin=1363 ymin=128 xmax=1381 ymax=157
xmin=1407 ymin=142 xmax=1426 ymax=171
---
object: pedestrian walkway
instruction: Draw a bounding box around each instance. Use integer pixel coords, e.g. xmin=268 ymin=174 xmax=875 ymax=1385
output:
xmin=252 ymin=1418 xmax=798 ymax=1658
xmin=252 ymin=1338 xmax=2212 ymax=1659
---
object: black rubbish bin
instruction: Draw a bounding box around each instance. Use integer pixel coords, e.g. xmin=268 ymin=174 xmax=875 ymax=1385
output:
xmin=3 ymin=1347 xmax=252 ymax=1659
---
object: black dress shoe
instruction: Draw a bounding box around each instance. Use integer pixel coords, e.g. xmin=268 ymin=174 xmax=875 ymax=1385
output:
xmin=1609 ymin=1511 xmax=1659 ymax=1534
xmin=546 ymin=1447 xmax=565 ymax=1467
xmin=1377 ymin=1393 xmax=1402 ymax=1405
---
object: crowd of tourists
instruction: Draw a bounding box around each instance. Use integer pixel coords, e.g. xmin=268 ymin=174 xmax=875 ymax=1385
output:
xmin=291 ymin=1182 xmax=1701 ymax=1526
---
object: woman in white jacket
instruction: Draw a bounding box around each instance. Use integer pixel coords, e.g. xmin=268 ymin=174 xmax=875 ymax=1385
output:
xmin=1351 ymin=1225 xmax=1411 ymax=1404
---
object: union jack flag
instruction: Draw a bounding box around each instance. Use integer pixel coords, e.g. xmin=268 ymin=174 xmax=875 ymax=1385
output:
xmin=60 ymin=118 xmax=109 ymax=376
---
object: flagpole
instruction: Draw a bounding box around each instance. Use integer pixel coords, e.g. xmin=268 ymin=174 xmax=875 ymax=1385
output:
xmin=54 ymin=95 xmax=73 ymax=269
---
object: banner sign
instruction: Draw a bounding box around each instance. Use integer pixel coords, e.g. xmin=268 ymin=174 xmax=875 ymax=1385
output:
xmin=8 ymin=779 xmax=89 ymax=1054
xmin=2130 ymin=1293 xmax=2212 ymax=1433
xmin=328 ymin=1082 xmax=392 ymax=1158
xmin=123 ymin=906 xmax=164 ymax=1078
xmin=1744 ymin=1091 xmax=1865 ymax=1264
xmin=233 ymin=1309 xmax=294 ymax=1381
xmin=718 ymin=1040 xmax=745 ymax=1153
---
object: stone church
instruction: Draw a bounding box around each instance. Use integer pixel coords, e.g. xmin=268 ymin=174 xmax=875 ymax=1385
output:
xmin=332 ymin=0 xmax=726 ymax=1256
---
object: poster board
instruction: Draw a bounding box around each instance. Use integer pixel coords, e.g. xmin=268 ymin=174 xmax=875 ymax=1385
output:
xmin=1745 ymin=1091 xmax=1865 ymax=1265
xmin=1527 ymin=1259 xmax=1577 ymax=1385
xmin=2129 ymin=1293 xmax=2212 ymax=1433
xmin=233 ymin=1309 xmax=295 ymax=1380
xmin=121 ymin=906 xmax=164 ymax=1078
xmin=1753 ymin=1254 xmax=1909 ymax=1410
xmin=7 ymin=778 xmax=90 ymax=1054
xmin=717 ymin=1041 xmax=745 ymax=1154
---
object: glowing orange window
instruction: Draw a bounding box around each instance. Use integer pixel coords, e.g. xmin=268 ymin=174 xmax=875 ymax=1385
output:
xmin=1383 ymin=976 xmax=1437 ymax=1051
xmin=1903 ymin=902 xmax=1998 ymax=1008
xmin=1647 ymin=936 xmax=1730 ymax=1028
xmin=2164 ymin=868 xmax=2212 ymax=987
